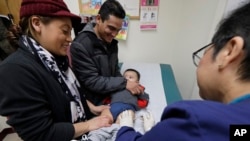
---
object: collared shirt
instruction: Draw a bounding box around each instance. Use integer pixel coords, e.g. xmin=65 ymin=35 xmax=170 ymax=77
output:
xmin=229 ymin=94 xmax=250 ymax=104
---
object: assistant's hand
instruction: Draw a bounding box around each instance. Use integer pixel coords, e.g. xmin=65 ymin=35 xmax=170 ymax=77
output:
xmin=119 ymin=110 xmax=134 ymax=127
xmin=126 ymin=81 xmax=144 ymax=95
xmin=143 ymin=111 xmax=155 ymax=132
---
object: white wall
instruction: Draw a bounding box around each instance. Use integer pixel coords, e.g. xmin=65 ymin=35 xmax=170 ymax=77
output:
xmin=173 ymin=0 xmax=227 ymax=99
xmin=64 ymin=0 xmax=228 ymax=100
xmin=118 ymin=0 xmax=182 ymax=64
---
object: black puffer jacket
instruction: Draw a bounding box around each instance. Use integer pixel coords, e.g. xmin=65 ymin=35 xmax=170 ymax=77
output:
xmin=70 ymin=23 xmax=127 ymax=105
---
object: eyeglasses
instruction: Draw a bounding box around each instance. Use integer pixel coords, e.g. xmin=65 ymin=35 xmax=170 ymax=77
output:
xmin=192 ymin=43 xmax=213 ymax=67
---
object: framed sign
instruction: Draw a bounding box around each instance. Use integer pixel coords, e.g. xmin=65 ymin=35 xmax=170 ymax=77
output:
xmin=117 ymin=0 xmax=140 ymax=19
xmin=78 ymin=0 xmax=140 ymax=20
xmin=140 ymin=0 xmax=159 ymax=30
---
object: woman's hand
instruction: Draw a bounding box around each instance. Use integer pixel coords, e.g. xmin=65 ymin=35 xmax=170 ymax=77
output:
xmin=86 ymin=115 xmax=112 ymax=131
xmin=92 ymin=105 xmax=110 ymax=115
xmin=73 ymin=115 xmax=111 ymax=138
xmin=87 ymin=100 xmax=110 ymax=115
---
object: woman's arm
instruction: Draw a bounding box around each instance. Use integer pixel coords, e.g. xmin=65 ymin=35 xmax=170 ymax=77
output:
xmin=86 ymin=100 xmax=110 ymax=115
xmin=73 ymin=115 xmax=112 ymax=138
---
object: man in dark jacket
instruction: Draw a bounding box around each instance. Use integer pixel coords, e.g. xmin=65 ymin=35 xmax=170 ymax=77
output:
xmin=70 ymin=0 xmax=144 ymax=111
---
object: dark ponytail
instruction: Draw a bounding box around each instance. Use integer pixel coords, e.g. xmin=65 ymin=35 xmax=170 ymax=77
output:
xmin=6 ymin=24 xmax=22 ymax=50
xmin=0 ymin=17 xmax=19 ymax=61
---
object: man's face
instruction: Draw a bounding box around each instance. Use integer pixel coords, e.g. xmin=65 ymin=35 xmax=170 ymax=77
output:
xmin=95 ymin=15 xmax=123 ymax=43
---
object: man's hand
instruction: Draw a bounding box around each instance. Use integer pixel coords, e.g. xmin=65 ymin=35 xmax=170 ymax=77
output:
xmin=126 ymin=81 xmax=144 ymax=95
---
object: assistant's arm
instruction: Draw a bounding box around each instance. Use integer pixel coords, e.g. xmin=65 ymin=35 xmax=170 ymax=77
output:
xmin=116 ymin=103 xmax=201 ymax=141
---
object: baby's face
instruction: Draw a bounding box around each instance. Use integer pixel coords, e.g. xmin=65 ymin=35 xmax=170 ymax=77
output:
xmin=124 ymin=71 xmax=138 ymax=82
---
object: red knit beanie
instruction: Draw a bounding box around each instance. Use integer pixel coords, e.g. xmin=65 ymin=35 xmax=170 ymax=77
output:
xmin=20 ymin=0 xmax=81 ymax=28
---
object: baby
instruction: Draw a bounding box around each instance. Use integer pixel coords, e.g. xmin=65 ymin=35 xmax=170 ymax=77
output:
xmin=87 ymin=69 xmax=153 ymax=141
xmin=107 ymin=68 xmax=150 ymax=124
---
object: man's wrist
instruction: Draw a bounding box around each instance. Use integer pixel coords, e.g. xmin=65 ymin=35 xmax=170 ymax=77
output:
xmin=123 ymin=78 xmax=127 ymax=88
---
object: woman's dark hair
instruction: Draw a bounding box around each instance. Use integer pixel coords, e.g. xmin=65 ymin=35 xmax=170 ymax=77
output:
xmin=211 ymin=2 xmax=250 ymax=81
xmin=6 ymin=24 xmax=22 ymax=49
xmin=0 ymin=17 xmax=19 ymax=60
xmin=7 ymin=16 xmax=52 ymax=49
xmin=98 ymin=0 xmax=126 ymax=22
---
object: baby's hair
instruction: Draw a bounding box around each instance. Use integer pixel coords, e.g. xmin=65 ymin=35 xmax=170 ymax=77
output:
xmin=124 ymin=68 xmax=140 ymax=81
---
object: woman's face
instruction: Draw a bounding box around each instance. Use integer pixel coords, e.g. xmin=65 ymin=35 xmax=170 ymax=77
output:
xmin=32 ymin=16 xmax=72 ymax=56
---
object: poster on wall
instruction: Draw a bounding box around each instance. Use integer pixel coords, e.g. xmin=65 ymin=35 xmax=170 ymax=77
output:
xmin=78 ymin=0 xmax=102 ymax=16
xmin=78 ymin=0 xmax=140 ymax=19
xmin=78 ymin=0 xmax=131 ymax=40
xmin=115 ymin=15 xmax=129 ymax=40
xmin=116 ymin=0 xmax=140 ymax=19
xmin=79 ymin=14 xmax=129 ymax=41
xmin=140 ymin=0 xmax=159 ymax=30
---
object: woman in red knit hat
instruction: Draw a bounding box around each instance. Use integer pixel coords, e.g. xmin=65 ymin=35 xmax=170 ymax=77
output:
xmin=0 ymin=0 xmax=112 ymax=141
